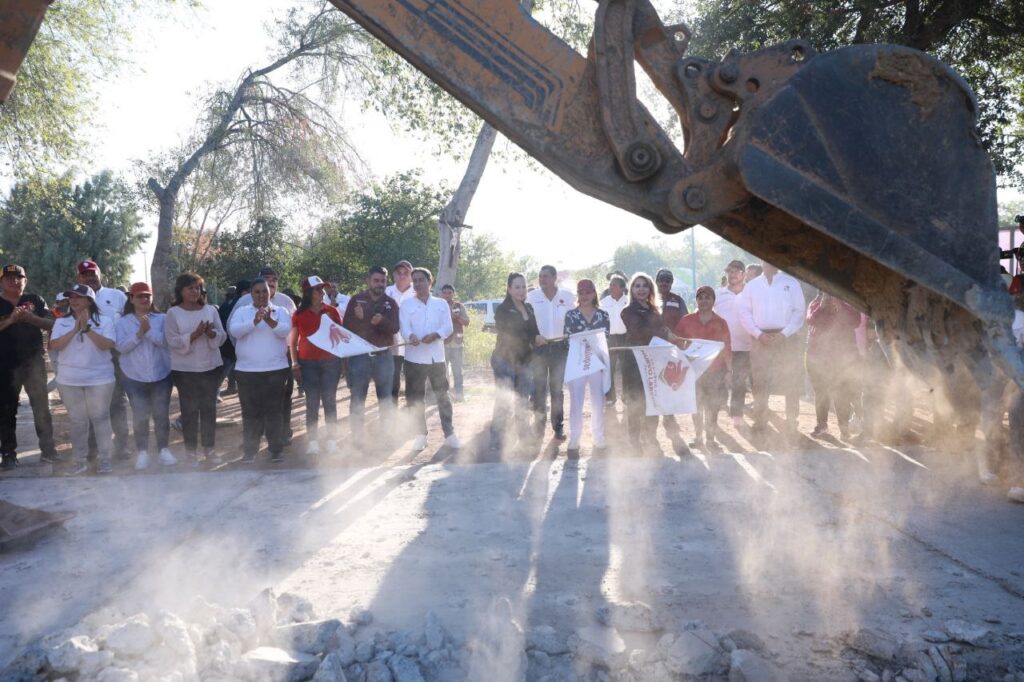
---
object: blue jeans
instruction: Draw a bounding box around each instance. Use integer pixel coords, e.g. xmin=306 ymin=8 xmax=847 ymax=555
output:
xmin=348 ymin=353 xmax=394 ymax=437
xmin=445 ymin=345 xmax=465 ymax=399
xmin=298 ymin=357 xmax=342 ymax=440
xmin=122 ymin=374 xmax=173 ymax=452
xmin=490 ymin=354 xmax=533 ymax=447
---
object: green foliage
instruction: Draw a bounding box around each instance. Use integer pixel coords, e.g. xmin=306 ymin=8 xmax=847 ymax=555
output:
xmin=0 ymin=171 xmax=146 ymax=299
xmin=0 ymin=0 xmax=191 ymax=174
xmin=192 ymin=215 xmax=303 ymax=301
xmin=297 ymin=171 xmax=447 ymax=294
xmin=683 ymin=0 xmax=1024 ymax=186
xmin=462 ymin=320 xmax=497 ymax=369
xmin=455 ymin=232 xmax=537 ymax=301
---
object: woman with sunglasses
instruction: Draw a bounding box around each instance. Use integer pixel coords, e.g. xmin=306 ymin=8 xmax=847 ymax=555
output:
xmin=48 ymin=284 xmax=116 ymax=475
xmin=115 ymin=282 xmax=176 ymax=470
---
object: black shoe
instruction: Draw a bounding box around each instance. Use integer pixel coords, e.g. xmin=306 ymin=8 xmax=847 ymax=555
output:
xmin=239 ymin=452 xmax=256 ymax=463
xmin=270 ymin=451 xmax=284 ymax=463
xmin=1 ymin=453 xmax=18 ymax=470
xmin=40 ymin=451 xmax=61 ymax=464
xmin=810 ymin=425 xmax=827 ymax=437
xmin=553 ymin=428 xmax=567 ymax=441
xmin=566 ymin=447 xmax=580 ymax=460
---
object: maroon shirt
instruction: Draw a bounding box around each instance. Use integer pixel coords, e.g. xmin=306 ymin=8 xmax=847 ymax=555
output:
xmin=445 ymin=300 xmax=467 ymax=347
xmin=806 ymin=297 xmax=860 ymax=359
xmin=343 ymin=291 xmax=400 ymax=348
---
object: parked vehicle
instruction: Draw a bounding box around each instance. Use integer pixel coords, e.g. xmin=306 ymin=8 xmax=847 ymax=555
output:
xmin=464 ymin=299 xmax=501 ymax=332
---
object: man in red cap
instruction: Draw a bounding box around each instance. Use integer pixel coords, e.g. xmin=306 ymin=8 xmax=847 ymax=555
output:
xmin=0 ymin=264 xmax=58 ymax=469
xmin=76 ymin=258 xmax=131 ymax=460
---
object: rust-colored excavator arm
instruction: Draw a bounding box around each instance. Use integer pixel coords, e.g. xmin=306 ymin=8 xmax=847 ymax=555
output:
xmin=328 ymin=0 xmax=1021 ymax=404
xmin=2 ymin=0 xmax=1019 ymax=404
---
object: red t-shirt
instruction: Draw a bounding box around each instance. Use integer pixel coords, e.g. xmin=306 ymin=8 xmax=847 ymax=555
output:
xmin=674 ymin=311 xmax=732 ymax=374
xmin=292 ymin=305 xmax=342 ymax=361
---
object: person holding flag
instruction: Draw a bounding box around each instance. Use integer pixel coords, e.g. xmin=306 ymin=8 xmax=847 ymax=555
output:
xmin=291 ymin=275 xmax=343 ymax=457
xmin=620 ymin=273 xmax=689 ymax=452
xmin=342 ymin=266 xmax=400 ymax=447
xmin=675 ymin=286 xmax=732 ymax=449
xmin=562 ymin=279 xmax=610 ymax=459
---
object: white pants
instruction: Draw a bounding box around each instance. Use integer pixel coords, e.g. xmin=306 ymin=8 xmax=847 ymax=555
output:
xmin=58 ymin=382 xmax=114 ymax=464
xmin=567 ymin=372 xmax=606 ymax=448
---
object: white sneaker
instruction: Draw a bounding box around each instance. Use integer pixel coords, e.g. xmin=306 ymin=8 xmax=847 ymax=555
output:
xmin=1008 ymin=487 xmax=1024 ymax=504
xmin=158 ymin=448 xmax=178 ymax=466
xmin=306 ymin=441 xmax=320 ymax=456
xmin=134 ymin=450 xmax=150 ymax=471
xmin=444 ymin=433 xmax=462 ymax=449
xmin=412 ymin=434 xmax=428 ymax=451
xmin=325 ymin=440 xmax=338 ymax=454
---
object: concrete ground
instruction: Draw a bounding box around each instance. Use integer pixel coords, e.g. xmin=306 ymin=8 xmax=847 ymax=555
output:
xmin=1 ymin=370 xmax=1023 ymax=679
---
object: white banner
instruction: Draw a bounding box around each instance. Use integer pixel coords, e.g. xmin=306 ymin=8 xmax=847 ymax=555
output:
xmin=628 ymin=338 xmax=724 ymax=416
xmin=564 ymin=329 xmax=611 ymax=393
xmin=308 ymin=315 xmax=385 ymax=359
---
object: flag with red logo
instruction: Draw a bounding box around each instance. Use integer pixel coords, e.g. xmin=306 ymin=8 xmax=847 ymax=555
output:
xmin=631 ymin=338 xmax=724 ymax=415
xmin=563 ymin=329 xmax=611 ymax=393
xmin=308 ymin=315 xmax=385 ymax=359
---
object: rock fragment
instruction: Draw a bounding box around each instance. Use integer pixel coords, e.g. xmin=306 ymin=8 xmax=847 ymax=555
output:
xmin=528 ymin=625 xmax=569 ymax=655
xmin=657 ymin=630 xmax=722 ymax=677
xmin=388 ymin=654 xmax=426 ymax=682
xmin=366 ymin=659 xmax=394 ymax=682
xmin=943 ymin=620 xmax=990 ymax=645
xmin=848 ymin=628 xmax=900 ymax=663
xmin=237 ymin=646 xmax=319 ymax=682
xmin=729 ymin=649 xmax=783 ymax=682
xmin=103 ymin=614 xmax=155 ymax=658
xmin=47 ymin=636 xmax=114 ymax=676
xmin=277 ymin=592 xmax=318 ymax=624
xmin=313 ymin=650 xmax=349 ymax=682
xmin=423 ymin=611 xmax=447 ymax=652
xmin=594 ymin=602 xmax=662 ymax=633
xmin=274 ymin=618 xmax=344 ymax=655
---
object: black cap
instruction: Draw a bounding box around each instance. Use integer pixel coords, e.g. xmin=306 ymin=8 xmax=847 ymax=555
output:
xmin=2 ymin=264 xmax=26 ymax=278
xmin=258 ymin=267 xmax=278 ymax=278
xmin=655 ymin=268 xmax=673 ymax=281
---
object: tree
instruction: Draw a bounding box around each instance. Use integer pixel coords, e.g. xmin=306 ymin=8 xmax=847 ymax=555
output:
xmin=201 ymin=215 xmax=303 ymax=300
xmin=0 ymin=0 xmax=187 ymax=174
xmin=454 ymin=232 xmax=536 ymax=301
xmin=683 ymin=0 xmax=1024 ymax=186
xmin=144 ymin=1 xmax=365 ymax=302
xmin=298 ymin=171 xmax=446 ymax=294
xmin=0 ymin=171 xmax=145 ymax=298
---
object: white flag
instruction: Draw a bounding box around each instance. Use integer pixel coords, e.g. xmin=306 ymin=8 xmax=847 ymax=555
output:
xmin=308 ymin=315 xmax=385 ymax=359
xmin=631 ymin=340 xmax=697 ymax=416
xmin=680 ymin=338 xmax=726 ymax=378
xmin=564 ymin=329 xmax=611 ymax=393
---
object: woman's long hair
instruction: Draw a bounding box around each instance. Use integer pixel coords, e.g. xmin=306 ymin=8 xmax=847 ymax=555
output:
xmin=628 ymin=272 xmax=659 ymax=309
xmin=172 ymin=273 xmax=206 ymax=307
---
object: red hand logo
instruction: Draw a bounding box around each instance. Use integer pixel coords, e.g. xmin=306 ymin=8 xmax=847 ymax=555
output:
xmin=329 ymin=324 xmax=351 ymax=347
xmin=659 ymin=360 xmax=688 ymax=390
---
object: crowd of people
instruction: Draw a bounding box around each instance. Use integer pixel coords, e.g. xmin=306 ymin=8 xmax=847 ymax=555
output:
xmin=0 ymin=254 xmax=895 ymax=473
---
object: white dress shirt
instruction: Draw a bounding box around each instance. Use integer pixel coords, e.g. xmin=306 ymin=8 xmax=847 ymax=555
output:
xmin=737 ymin=272 xmax=806 ymax=339
xmin=714 ymin=286 xmax=753 ymax=351
xmin=95 ymin=286 xmax=127 ymax=321
xmin=527 ymin=287 xmax=575 ymax=340
xmin=599 ymin=293 xmax=629 ymax=335
xmin=115 ymin=313 xmax=172 ymax=382
xmin=400 ymin=294 xmax=454 ymax=365
xmin=228 ymin=304 xmax=293 ymax=372
xmin=386 ymin=283 xmax=416 ymax=357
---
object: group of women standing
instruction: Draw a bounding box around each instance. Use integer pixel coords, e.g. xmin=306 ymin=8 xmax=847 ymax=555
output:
xmin=50 ymin=273 xmax=343 ymax=474
xmin=488 ymin=271 xmax=689 ymax=457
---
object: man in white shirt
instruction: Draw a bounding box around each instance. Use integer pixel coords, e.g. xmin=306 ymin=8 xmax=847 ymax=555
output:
xmin=714 ymin=259 xmax=754 ymax=427
xmin=526 ymin=264 xmax=575 ymax=440
xmin=399 ymin=267 xmax=459 ymax=451
xmin=737 ymin=262 xmax=806 ymax=434
xmin=324 ymin=281 xmax=350 ymax=316
xmin=228 ymin=266 xmax=298 ymax=443
xmin=599 ymin=274 xmax=628 ymax=405
xmin=76 ymin=259 xmax=130 ymax=460
xmin=386 ymin=259 xmax=416 ymax=404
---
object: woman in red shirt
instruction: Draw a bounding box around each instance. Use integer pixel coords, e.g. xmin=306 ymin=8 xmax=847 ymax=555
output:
xmin=291 ymin=275 xmax=343 ymax=456
xmin=675 ymin=286 xmax=732 ymax=449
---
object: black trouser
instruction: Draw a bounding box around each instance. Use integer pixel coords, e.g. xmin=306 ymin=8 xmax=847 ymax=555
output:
xmin=88 ymin=354 xmax=130 ymax=458
xmin=172 ymin=368 xmax=221 ymax=451
xmin=0 ymin=354 xmax=56 ymax=458
xmin=728 ymin=350 xmax=751 ymax=417
xmin=606 ymin=334 xmax=626 ymax=402
xmin=530 ymin=344 xmax=568 ymax=434
xmin=237 ymin=368 xmax=289 ymax=457
xmin=807 ymin=355 xmax=855 ymax=429
xmin=391 ymin=355 xmax=405 ymax=403
xmin=622 ymin=352 xmax=657 ymax=444
xmin=404 ymin=361 xmax=454 ymax=437
xmin=282 ymin=357 xmax=294 ymax=442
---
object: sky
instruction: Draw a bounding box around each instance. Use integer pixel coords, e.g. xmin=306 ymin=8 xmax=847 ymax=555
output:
xmin=43 ymin=0 xmax=1024 ymax=283
xmin=86 ymin=0 xmax=698 ymax=283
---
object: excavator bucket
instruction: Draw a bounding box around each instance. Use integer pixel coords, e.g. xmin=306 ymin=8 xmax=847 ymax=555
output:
xmin=0 ymin=499 xmax=74 ymax=548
